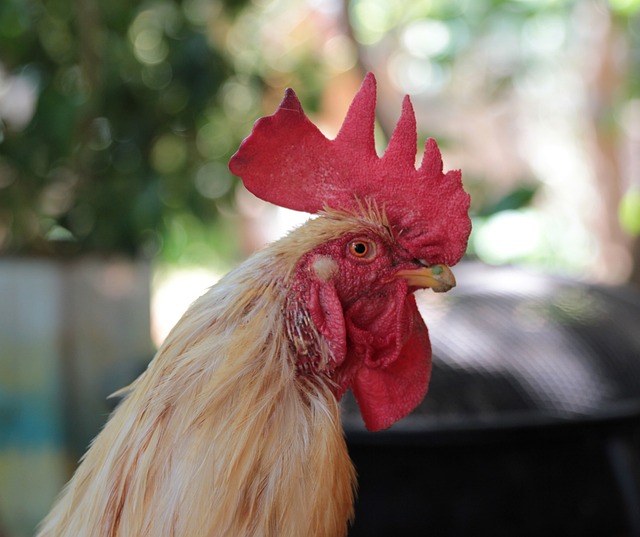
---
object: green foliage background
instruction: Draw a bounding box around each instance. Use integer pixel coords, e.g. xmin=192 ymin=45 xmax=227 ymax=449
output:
xmin=1 ymin=0 xmax=639 ymax=277
xmin=0 ymin=0 xmax=255 ymax=261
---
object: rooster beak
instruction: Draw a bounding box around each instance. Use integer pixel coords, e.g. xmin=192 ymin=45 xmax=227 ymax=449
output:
xmin=395 ymin=264 xmax=456 ymax=293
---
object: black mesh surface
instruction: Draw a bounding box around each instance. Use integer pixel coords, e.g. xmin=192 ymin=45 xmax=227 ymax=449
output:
xmin=343 ymin=263 xmax=640 ymax=536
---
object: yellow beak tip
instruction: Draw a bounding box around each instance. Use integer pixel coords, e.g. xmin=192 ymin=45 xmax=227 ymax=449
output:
xmin=396 ymin=264 xmax=456 ymax=293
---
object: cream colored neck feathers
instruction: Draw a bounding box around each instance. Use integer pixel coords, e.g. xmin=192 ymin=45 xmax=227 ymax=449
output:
xmin=36 ymin=212 xmax=376 ymax=537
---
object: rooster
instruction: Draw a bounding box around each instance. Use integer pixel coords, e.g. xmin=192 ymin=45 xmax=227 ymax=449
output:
xmin=36 ymin=73 xmax=471 ymax=537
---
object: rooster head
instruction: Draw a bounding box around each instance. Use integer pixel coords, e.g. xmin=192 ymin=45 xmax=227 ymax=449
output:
xmin=229 ymin=73 xmax=471 ymax=431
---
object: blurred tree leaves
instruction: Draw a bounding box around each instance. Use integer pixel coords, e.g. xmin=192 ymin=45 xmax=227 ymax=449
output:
xmin=620 ymin=189 xmax=640 ymax=236
xmin=475 ymin=184 xmax=539 ymax=218
xmin=3 ymin=0 xmax=637 ymax=280
xmin=0 ymin=0 xmax=246 ymax=259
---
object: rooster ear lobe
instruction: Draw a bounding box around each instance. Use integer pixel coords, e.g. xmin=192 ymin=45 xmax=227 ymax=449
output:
xmin=308 ymin=279 xmax=347 ymax=368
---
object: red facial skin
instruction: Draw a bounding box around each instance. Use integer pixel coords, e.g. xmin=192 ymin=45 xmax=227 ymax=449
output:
xmin=288 ymin=231 xmax=432 ymax=432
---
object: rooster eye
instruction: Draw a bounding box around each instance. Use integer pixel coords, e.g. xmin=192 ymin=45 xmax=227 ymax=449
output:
xmin=348 ymin=240 xmax=375 ymax=259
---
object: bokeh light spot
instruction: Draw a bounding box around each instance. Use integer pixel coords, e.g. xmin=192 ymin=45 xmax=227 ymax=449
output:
xmin=402 ymin=19 xmax=451 ymax=58
xmin=195 ymin=162 xmax=233 ymax=199
xmin=151 ymin=134 xmax=188 ymax=174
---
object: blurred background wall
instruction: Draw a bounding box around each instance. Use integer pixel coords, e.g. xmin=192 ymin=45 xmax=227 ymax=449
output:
xmin=0 ymin=0 xmax=639 ymax=535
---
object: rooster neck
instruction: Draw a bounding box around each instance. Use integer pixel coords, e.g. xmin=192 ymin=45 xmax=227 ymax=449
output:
xmin=37 ymin=243 xmax=355 ymax=537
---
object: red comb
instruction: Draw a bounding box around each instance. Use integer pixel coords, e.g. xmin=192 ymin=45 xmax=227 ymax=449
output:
xmin=229 ymin=73 xmax=471 ymax=265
